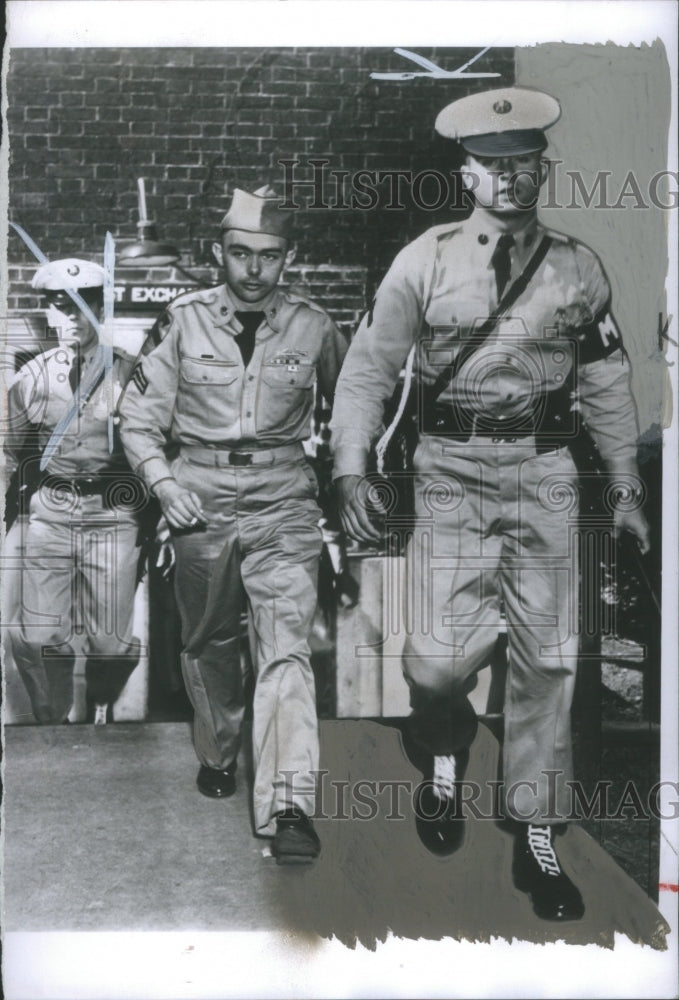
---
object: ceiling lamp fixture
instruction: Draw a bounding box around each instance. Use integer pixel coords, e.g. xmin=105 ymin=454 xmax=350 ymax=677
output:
xmin=117 ymin=178 xmax=181 ymax=267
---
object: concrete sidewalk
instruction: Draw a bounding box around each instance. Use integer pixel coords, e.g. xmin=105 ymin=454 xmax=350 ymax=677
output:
xmin=3 ymin=720 xmax=670 ymax=951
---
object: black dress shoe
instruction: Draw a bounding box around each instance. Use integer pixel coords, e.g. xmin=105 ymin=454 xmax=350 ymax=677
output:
xmin=512 ymin=823 xmax=585 ymax=921
xmin=413 ymin=749 xmax=469 ymax=856
xmin=272 ymin=809 xmax=321 ymax=865
xmin=196 ymin=763 xmax=236 ymax=799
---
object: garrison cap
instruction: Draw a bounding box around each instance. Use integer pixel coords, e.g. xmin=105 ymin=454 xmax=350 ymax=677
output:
xmin=220 ymin=185 xmax=294 ymax=239
xmin=32 ymin=258 xmax=105 ymax=291
xmin=435 ymin=87 xmax=560 ymax=156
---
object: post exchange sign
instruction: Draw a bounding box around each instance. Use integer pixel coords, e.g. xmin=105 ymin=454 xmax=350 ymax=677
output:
xmin=113 ymin=284 xmax=201 ymax=310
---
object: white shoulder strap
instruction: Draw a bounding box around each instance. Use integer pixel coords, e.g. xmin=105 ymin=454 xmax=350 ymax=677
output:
xmin=373 ymin=242 xmax=439 ymax=474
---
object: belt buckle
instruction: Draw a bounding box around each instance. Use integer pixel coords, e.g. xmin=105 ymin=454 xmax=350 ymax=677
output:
xmin=228 ymin=451 xmax=253 ymax=467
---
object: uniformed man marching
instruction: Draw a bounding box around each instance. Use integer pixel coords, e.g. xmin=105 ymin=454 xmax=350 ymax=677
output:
xmin=118 ymin=187 xmax=347 ymax=862
xmin=5 ymin=259 xmax=143 ymax=725
xmin=331 ymin=88 xmax=650 ymax=919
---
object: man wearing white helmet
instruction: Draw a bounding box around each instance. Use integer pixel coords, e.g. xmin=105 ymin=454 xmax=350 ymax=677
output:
xmin=119 ymin=187 xmax=347 ymax=863
xmin=5 ymin=258 xmax=143 ymax=726
xmin=332 ymin=88 xmax=650 ymax=920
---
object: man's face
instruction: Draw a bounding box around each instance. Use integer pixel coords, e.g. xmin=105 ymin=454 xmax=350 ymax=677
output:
xmin=214 ymin=230 xmax=294 ymax=304
xmin=45 ymin=289 xmax=101 ymax=351
xmin=461 ymin=152 xmax=548 ymax=216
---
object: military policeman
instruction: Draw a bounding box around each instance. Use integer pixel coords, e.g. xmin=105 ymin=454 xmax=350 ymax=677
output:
xmin=5 ymin=258 xmax=143 ymax=725
xmin=332 ymin=88 xmax=650 ymax=919
xmin=118 ymin=187 xmax=347 ymax=862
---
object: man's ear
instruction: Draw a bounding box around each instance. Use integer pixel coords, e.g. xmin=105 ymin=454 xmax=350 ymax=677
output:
xmin=538 ymin=159 xmax=550 ymax=187
xmin=212 ymin=241 xmax=224 ymax=267
xmin=459 ymin=162 xmax=475 ymax=191
xmin=460 ymin=160 xmax=479 ymax=193
xmin=284 ymin=243 xmax=297 ymax=268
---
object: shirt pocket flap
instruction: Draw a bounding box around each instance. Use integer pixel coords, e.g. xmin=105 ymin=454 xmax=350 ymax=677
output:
xmin=261 ymin=363 xmax=315 ymax=389
xmin=180 ymin=357 xmax=239 ymax=385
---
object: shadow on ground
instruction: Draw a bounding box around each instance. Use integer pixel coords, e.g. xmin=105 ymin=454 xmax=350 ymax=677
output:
xmin=273 ymin=721 xmax=670 ymax=952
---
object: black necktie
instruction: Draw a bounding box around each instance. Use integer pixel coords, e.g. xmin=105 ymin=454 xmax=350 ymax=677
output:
xmin=234 ymin=311 xmax=264 ymax=369
xmin=490 ymin=233 xmax=515 ymax=301
xmin=68 ymin=352 xmax=82 ymax=395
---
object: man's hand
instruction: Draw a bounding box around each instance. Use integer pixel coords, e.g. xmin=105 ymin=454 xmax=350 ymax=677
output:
xmin=607 ymin=469 xmax=651 ymax=556
xmin=155 ymin=516 xmax=176 ymax=577
xmin=614 ymin=508 xmax=651 ymax=556
xmin=155 ymin=480 xmax=207 ymax=531
xmin=335 ymin=474 xmax=387 ymax=545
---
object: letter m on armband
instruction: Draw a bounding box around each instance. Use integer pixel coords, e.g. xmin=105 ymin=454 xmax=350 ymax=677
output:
xmin=597 ymin=311 xmax=622 ymax=352
xmin=577 ymin=306 xmax=623 ymax=363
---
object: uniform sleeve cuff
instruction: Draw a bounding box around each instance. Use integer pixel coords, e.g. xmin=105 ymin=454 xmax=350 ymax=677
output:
xmin=137 ymin=456 xmax=174 ymax=491
xmin=331 ymin=445 xmax=370 ymax=480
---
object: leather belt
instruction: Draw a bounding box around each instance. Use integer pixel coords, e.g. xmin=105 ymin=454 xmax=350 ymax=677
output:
xmin=423 ymin=395 xmax=569 ymax=455
xmin=41 ymin=474 xmax=111 ymax=496
xmin=39 ymin=473 xmax=146 ymax=511
xmin=181 ymin=442 xmax=305 ymax=468
xmin=426 ymin=403 xmax=539 ymax=440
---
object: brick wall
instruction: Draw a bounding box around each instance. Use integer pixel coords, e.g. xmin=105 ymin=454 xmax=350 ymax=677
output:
xmin=7 ymin=46 xmax=514 ymax=318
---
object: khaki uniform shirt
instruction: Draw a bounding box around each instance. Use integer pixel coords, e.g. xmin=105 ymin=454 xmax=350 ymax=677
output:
xmin=5 ymin=346 xmax=126 ymax=479
xmin=118 ymin=284 xmax=347 ymax=491
xmin=331 ymin=215 xmax=639 ymax=477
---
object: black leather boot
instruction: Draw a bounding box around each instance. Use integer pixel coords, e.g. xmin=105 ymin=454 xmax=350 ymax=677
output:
xmin=413 ymin=748 xmax=469 ymax=856
xmin=85 ymin=646 xmax=139 ymax=724
xmin=512 ymin=823 xmax=585 ymax=921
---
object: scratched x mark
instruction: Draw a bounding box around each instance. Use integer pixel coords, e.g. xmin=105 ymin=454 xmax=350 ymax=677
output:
xmin=370 ymin=47 xmax=501 ymax=81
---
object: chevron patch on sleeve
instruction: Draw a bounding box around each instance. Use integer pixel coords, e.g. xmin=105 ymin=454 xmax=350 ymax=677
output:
xmin=132 ymin=363 xmax=149 ymax=394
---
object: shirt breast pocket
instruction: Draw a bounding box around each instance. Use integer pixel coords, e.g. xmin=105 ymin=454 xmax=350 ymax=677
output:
xmin=261 ymin=363 xmax=315 ymax=391
xmin=180 ymin=357 xmax=239 ymax=386
xmin=178 ymin=356 xmax=240 ymax=429
xmin=259 ymin=363 xmax=315 ymax=433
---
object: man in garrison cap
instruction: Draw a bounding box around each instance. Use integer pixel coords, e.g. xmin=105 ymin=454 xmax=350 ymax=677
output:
xmin=119 ymin=187 xmax=347 ymax=863
xmin=332 ymin=88 xmax=650 ymax=919
xmin=4 ymin=258 xmax=145 ymax=726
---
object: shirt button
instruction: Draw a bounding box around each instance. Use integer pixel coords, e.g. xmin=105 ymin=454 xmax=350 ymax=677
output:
xmin=478 ymin=234 xmax=489 ymax=245
xmin=246 ymin=411 xmax=252 ymax=417
xmin=248 ymin=375 xmax=254 ymax=381
xmin=220 ymin=307 xmax=228 ymax=315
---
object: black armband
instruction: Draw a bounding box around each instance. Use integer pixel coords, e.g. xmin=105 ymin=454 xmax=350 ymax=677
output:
xmin=573 ymin=303 xmax=624 ymax=363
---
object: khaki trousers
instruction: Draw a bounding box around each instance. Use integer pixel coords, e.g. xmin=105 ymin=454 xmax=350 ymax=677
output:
xmin=171 ymin=451 xmax=322 ymax=836
xmin=402 ymin=435 xmax=580 ymax=821
xmin=9 ymin=488 xmax=139 ymax=724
